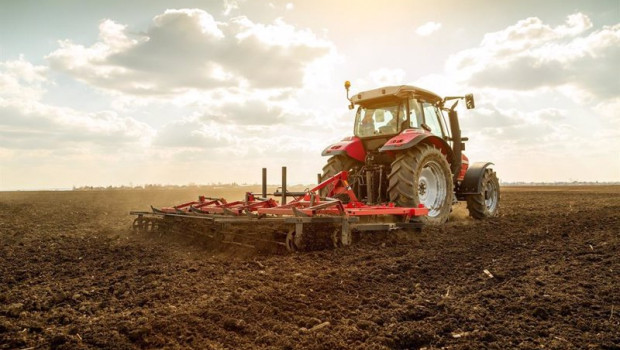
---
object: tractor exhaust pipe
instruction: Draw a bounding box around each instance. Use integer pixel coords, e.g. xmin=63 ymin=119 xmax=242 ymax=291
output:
xmin=448 ymin=108 xmax=462 ymax=181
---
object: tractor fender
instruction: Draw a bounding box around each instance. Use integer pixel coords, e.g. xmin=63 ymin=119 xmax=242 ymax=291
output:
xmin=379 ymin=129 xmax=454 ymax=165
xmin=321 ymin=136 xmax=366 ymax=162
xmin=457 ymin=162 xmax=494 ymax=194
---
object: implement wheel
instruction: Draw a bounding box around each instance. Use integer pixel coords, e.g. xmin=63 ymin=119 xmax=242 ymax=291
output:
xmin=387 ymin=144 xmax=454 ymax=225
xmin=466 ymin=169 xmax=500 ymax=219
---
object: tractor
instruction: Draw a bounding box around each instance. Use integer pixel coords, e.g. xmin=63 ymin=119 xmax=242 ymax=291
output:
xmin=320 ymin=82 xmax=500 ymax=224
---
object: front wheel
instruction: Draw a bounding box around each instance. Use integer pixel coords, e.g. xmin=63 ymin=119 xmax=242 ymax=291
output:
xmin=466 ymin=169 xmax=500 ymax=219
xmin=387 ymin=144 xmax=454 ymax=225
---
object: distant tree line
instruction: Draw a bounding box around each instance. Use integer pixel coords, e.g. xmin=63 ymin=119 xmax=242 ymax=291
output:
xmin=72 ymin=183 xmax=242 ymax=191
xmin=71 ymin=181 xmax=619 ymax=191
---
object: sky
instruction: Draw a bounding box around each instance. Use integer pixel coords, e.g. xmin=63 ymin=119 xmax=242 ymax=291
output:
xmin=0 ymin=0 xmax=619 ymax=190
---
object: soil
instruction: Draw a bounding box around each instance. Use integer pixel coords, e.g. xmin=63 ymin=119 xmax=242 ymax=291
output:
xmin=0 ymin=186 xmax=618 ymax=349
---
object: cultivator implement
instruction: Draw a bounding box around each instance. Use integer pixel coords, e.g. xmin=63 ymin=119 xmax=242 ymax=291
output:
xmin=130 ymin=168 xmax=428 ymax=252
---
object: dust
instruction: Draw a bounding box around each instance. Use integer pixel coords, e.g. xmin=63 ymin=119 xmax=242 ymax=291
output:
xmin=448 ymin=201 xmax=474 ymax=222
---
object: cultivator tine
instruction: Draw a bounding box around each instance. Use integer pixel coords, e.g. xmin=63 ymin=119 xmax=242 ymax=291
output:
xmin=285 ymin=229 xmax=297 ymax=252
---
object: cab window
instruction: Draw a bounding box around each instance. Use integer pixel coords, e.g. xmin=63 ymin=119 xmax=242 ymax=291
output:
xmin=409 ymin=99 xmax=423 ymax=128
xmin=354 ymin=102 xmax=405 ymax=137
xmin=422 ymin=102 xmax=444 ymax=137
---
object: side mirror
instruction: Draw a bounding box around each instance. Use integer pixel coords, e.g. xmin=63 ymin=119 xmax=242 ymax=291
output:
xmin=465 ymin=94 xmax=475 ymax=109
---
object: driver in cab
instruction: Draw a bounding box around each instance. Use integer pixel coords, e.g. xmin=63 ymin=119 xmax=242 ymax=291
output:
xmin=359 ymin=110 xmax=376 ymax=136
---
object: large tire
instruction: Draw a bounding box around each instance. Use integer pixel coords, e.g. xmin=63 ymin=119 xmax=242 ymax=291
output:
xmin=466 ymin=169 xmax=500 ymax=219
xmin=320 ymin=155 xmax=361 ymax=197
xmin=387 ymin=144 xmax=454 ymax=225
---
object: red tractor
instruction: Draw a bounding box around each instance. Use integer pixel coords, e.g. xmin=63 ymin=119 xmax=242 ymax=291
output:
xmin=320 ymin=82 xmax=500 ymax=224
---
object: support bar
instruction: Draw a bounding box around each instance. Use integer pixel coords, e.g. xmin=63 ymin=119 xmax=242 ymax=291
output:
xmin=262 ymin=168 xmax=267 ymax=199
xmin=281 ymin=166 xmax=287 ymax=205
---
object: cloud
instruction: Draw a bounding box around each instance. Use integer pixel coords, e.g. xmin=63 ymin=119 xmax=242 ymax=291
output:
xmin=213 ymin=99 xmax=286 ymax=125
xmin=446 ymin=13 xmax=620 ymax=100
xmin=46 ymin=9 xmax=333 ymax=96
xmin=153 ymin=98 xmax=287 ymax=150
xmin=0 ymin=58 xmax=48 ymax=100
xmin=153 ymin=117 xmax=234 ymax=149
xmin=415 ymin=21 xmax=442 ymax=36
xmin=0 ymin=100 xmax=153 ymax=151
xmin=223 ymin=0 xmax=239 ymax=16
xmin=0 ymin=57 xmax=153 ymax=153
xmin=463 ymin=106 xmax=568 ymax=140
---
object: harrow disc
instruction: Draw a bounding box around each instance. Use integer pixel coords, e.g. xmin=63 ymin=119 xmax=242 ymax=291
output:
xmin=132 ymin=217 xmax=144 ymax=233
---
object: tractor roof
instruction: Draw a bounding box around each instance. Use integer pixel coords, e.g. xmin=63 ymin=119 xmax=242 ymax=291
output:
xmin=352 ymin=85 xmax=442 ymax=106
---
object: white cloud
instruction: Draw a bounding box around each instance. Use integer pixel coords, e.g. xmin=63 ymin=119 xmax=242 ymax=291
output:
xmin=0 ymin=99 xmax=153 ymax=151
xmin=0 ymin=57 xmax=153 ymax=154
xmin=0 ymin=58 xmax=48 ymax=100
xmin=446 ymin=13 xmax=619 ymax=100
xmin=46 ymin=9 xmax=333 ymax=96
xmin=415 ymin=21 xmax=442 ymax=36
xmin=153 ymin=117 xmax=235 ymax=149
xmin=214 ymin=99 xmax=286 ymax=125
xmin=555 ymin=13 xmax=593 ymax=36
xmin=222 ymin=0 xmax=239 ymax=16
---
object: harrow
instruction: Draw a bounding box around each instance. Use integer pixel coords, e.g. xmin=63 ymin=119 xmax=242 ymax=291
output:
xmin=130 ymin=168 xmax=428 ymax=252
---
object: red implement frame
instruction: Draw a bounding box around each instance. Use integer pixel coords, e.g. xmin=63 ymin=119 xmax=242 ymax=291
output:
xmin=155 ymin=193 xmax=278 ymax=216
xmin=135 ymin=170 xmax=428 ymax=251
xmin=257 ymin=171 xmax=428 ymax=218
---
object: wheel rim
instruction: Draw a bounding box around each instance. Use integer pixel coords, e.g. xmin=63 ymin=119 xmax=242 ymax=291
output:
xmin=484 ymin=178 xmax=499 ymax=213
xmin=417 ymin=160 xmax=447 ymax=217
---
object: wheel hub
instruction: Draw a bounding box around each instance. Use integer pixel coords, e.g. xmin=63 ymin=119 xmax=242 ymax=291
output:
xmin=418 ymin=182 xmax=427 ymax=196
xmin=417 ymin=161 xmax=447 ymax=218
xmin=484 ymin=179 xmax=498 ymax=212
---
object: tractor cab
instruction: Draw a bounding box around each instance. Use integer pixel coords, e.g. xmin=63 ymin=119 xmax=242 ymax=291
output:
xmin=353 ymin=97 xmax=449 ymax=140
xmin=349 ymin=85 xmax=449 ymax=141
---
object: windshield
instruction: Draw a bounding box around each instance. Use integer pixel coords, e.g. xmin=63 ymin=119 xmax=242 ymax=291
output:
xmin=354 ymin=102 xmax=405 ymax=137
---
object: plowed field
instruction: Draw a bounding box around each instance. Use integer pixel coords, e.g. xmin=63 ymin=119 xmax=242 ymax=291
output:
xmin=1 ymin=186 xmax=619 ymax=349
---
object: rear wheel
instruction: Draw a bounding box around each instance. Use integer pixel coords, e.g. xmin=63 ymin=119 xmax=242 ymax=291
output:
xmin=320 ymin=155 xmax=361 ymax=197
xmin=387 ymin=144 xmax=454 ymax=225
xmin=466 ymin=169 xmax=500 ymax=219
